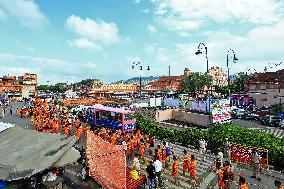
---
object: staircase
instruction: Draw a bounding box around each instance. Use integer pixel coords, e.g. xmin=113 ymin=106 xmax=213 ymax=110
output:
xmin=129 ymin=140 xmax=217 ymax=189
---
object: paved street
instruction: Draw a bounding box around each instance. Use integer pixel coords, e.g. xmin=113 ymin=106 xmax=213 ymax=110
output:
xmin=232 ymin=119 xmax=284 ymax=139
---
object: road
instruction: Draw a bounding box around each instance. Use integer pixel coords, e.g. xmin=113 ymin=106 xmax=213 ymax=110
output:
xmin=232 ymin=119 xmax=284 ymax=139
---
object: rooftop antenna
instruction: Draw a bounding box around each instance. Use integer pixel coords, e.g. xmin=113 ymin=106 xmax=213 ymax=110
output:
xmin=169 ymin=66 xmax=171 ymax=76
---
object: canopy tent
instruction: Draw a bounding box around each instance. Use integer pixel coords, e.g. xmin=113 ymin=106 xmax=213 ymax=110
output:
xmin=53 ymin=147 xmax=80 ymax=167
xmin=0 ymin=127 xmax=77 ymax=181
xmin=0 ymin=122 xmax=14 ymax=133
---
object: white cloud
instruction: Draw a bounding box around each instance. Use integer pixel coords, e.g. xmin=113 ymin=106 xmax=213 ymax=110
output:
xmin=151 ymin=0 xmax=284 ymax=32
xmin=68 ymin=38 xmax=102 ymax=51
xmin=0 ymin=0 xmax=48 ymax=28
xmin=152 ymin=21 xmax=284 ymax=75
xmin=145 ymin=44 xmax=155 ymax=54
xmin=142 ymin=9 xmax=150 ymax=14
xmin=146 ymin=25 xmax=157 ymax=34
xmin=179 ymin=31 xmax=189 ymax=37
xmin=134 ymin=0 xmax=141 ymax=4
xmin=66 ymin=15 xmax=119 ymax=45
xmin=0 ymin=53 xmax=98 ymax=84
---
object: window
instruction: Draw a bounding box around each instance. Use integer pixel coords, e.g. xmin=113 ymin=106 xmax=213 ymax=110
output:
xmin=124 ymin=114 xmax=134 ymax=121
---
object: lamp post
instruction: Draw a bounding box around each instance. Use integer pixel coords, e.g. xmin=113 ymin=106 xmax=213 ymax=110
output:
xmin=226 ymin=49 xmax=238 ymax=97
xmin=195 ymin=43 xmax=209 ymax=72
xmin=131 ymin=62 xmax=150 ymax=102
xmin=195 ymin=43 xmax=210 ymax=113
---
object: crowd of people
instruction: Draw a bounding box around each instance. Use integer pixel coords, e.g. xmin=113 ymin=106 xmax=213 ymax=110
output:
xmin=5 ymin=97 xmax=283 ymax=189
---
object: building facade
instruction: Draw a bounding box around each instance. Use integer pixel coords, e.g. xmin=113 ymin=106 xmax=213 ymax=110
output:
xmin=245 ymin=70 xmax=284 ymax=107
xmin=208 ymin=66 xmax=228 ymax=87
xmin=0 ymin=73 xmax=38 ymax=99
xmin=144 ymin=68 xmax=190 ymax=92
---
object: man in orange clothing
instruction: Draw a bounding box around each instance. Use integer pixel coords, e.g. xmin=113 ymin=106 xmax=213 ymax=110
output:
xmin=83 ymin=123 xmax=89 ymax=137
xmin=183 ymin=150 xmax=191 ymax=176
xmin=156 ymin=145 xmax=162 ymax=161
xmin=217 ymin=164 xmax=224 ymax=189
xmin=110 ymin=133 xmax=117 ymax=145
xmin=76 ymin=126 xmax=83 ymax=141
xmin=35 ymin=121 xmax=40 ymax=130
xmin=31 ymin=115 xmax=35 ymax=125
xmin=138 ymin=139 xmax=145 ymax=162
xmin=63 ymin=126 xmax=70 ymax=136
xmin=126 ymin=138 xmax=132 ymax=159
xmin=172 ymin=156 xmax=179 ymax=184
xmin=190 ymin=155 xmax=197 ymax=182
xmin=239 ymin=176 xmax=249 ymax=189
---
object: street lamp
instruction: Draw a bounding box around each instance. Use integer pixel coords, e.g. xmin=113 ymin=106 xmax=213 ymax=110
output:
xmin=227 ymin=49 xmax=238 ymax=97
xmin=131 ymin=62 xmax=150 ymax=102
xmin=195 ymin=43 xmax=210 ymax=113
xmin=195 ymin=43 xmax=209 ymax=73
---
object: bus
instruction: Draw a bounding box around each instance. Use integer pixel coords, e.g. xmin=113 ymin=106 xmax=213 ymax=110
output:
xmin=87 ymin=105 xmax=136 ymax=132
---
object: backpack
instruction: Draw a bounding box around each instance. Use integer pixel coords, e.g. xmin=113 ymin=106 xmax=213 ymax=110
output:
xmin=166 ymin=147 xmax=171 ymax=156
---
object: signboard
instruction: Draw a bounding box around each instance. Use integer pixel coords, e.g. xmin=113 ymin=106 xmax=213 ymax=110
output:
xmin=210 ymin=99 xmax=231 ymax=123
xmin=230 ymin=144 xmax=268 ymax=167
xmin=163 ymin=98 xmax=179 ymax=108
xmin=192 ymin=101 xmax=207 ymax=112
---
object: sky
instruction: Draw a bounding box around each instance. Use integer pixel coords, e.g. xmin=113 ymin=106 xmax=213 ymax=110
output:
xmin=0 ymin=0 xmax=283 ymax=84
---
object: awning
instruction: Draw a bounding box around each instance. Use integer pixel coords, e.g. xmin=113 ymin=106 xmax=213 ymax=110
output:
xmin=53 ymin=147 xmax=80 ymax=167
xmin=0 ymin=122 xmax=14 ymax=133
xmin=0 ymin=127 xmax=77 ymax=181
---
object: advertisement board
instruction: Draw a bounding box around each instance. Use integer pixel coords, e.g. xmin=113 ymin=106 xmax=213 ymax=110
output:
xmin=211 ymin=99 xmax=231 ymax=123
xmin=163 ymin=98 xmax=179 ymax=108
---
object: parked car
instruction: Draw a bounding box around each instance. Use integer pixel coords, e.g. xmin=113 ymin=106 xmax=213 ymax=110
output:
xmin=279 ymin=119 xmax=284 ymax=129
xmin=244 ymin=112 xmax=260 ymax=121
xmin=233 ymin=109 xmax=246 ymax=119
xmin=259 ymin=115 xmax=281 ymax=127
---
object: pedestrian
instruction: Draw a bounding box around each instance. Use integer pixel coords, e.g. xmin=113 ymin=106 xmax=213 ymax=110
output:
xmin=15 ymin=108 xmax=19 ymax=116
xmin=274 ymin=180 xmax=284 ymax=189
xmin=199 ymin=138 xmax=207 ymax=161
xmin=9 ymin=106 xmax=13 ymax=115
xmin=146 ymin=161 xmax=156 ymax=189
xmin=251 ymin=150 xmax=262 ymax=181
xmin=224 ymin=138 xmax=231 ymax=163
xmin=223 ymin=169 xmax=230 ymax=189
xmin=132 ymin=154 xmax=141 ymax=174
xmin=217 ymin=164 xmax=224 ymax=189
xmin=183 ymin=150 xmax=190 ymax=176
xmin=190 ymin=155 xmax=197 ymax=183
xmin=154 ymin=158 xmax=163 ymax=188
xmin=239 ymin=175 xmax=249 ymax=189
xmin=0 ymin=108 xmax=4 ymax=118
xmin=217 ymin=148 xmax=224 ymax=165
xmin=172 ymin=156 xmax=179 ymax=185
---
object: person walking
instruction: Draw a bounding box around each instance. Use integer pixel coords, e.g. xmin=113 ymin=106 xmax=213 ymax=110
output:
xmin=9 ymin=106 xmax=13 ymax=115
xmin=183 ymin=150 xmax=190 ymax=176
xmin=172 ymin=156 xmax=179 ymax=185
xmin=154 ymin=158 xmax=163 ymax=188
xmin=251 ymin=150 xmax=262 ymax=181
xmin=146 ymin=161 xmax=156 ymax=189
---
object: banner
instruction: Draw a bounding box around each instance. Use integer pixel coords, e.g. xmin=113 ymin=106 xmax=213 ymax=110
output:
xmin=210 ymin=99 xmax=231 ymax=123
xmin=86 ymin=131 xmax=126 ymax=189
xmin=163 ymin=98 xmax=179 ymax=108
xmin=149 ymin=97 xmax=162 ymax=107
xmin=230 ymin=144 xmax=268 ymax=167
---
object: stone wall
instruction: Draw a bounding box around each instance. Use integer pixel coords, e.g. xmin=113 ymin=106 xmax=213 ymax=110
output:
xmin=172 ymin=110 xmax=212 ymax=127
xmin=134 ymin=108 xmax=157 ymax=121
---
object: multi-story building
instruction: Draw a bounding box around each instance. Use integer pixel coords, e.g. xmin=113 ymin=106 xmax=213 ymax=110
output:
xmin=144 ymin=68 xmax=190 ymax=92
xmin=0 ymin=73 xmax=38 ymax=99
xmin=245 ymin=69 xmax=284 ymax=107
xmin=89 ymin=81 xmax=139 ymax=97
xmin=208 ymin=66 xmax=228 ymax=87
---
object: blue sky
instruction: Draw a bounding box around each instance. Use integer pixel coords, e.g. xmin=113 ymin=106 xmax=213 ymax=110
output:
xmin=0 ymin=0 xmax=283 ymax=84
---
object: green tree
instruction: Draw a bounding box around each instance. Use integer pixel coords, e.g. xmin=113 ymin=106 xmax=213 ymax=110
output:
xmin=37 ymin=85 xmax=49 ymax=92
xmin=229 ymin=72 xmax=252 ymax=93
xmin=214 ymin=85 xmax=229 ymax=95
xmin=180 ymin=72 xmax=212 ymax=97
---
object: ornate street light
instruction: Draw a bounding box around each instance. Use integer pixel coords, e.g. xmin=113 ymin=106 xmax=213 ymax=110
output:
xmin=227 ymin=49 xmax=238 ymax=97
